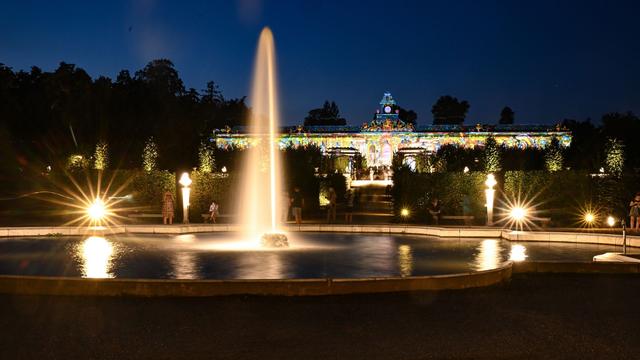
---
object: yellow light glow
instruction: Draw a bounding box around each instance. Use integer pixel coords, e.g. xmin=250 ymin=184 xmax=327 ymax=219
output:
xmin=485 ymin=173 xmax=497 ymax=226
xmin=80 ymin=236 xmax=114 ymax=278
xmin=179 ymin=172 xmax=192 ymax=187
xmin=510 ymin=207 xmax=527 ymax=221
xmin=509 ymin=244 xmax=527 ymax=262
xmin=485 ymin=173 xmax=497 ymax=189
xmin=475 ymin=239 xmax=501 ymax=271
xmin=401 ymin=208 xmax=410 ymax=217
xmin=584 ymin=213 xmax=595 ymax=224
xmin=607 ymin=216 xmax=615 ymax=227
xmin=398 ymin=244 xmax=413 ymax=277
xmin=87 ymin=197 xmax=106 ymax=221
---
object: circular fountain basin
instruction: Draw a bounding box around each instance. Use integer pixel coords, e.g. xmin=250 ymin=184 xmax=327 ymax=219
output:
xmin=0 ymin=232 xmax=622 ymax=280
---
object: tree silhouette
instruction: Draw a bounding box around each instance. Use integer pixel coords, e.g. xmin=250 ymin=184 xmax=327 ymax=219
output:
xmin=431 ymin=95 xmax=469 ymax=125
xmin=499 ymin=106 xmax=515 ymax=124
xmin=304 ymin=101 xmax=346 ymax=126
xmin=0 ymin=59 xmax=249 ymax=171
xmin=398 ymin=107 xmax=418 ymax=126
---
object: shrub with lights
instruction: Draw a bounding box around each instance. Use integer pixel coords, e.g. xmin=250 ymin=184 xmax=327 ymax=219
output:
xmin=93 ymin=141 xmax=109 ymax=170
xmin=142 ymin=137 xmax=159 ymax=172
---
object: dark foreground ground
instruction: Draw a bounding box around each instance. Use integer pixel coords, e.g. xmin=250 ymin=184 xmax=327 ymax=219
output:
xmin=1 ymin=274 xmax=639 ymax=360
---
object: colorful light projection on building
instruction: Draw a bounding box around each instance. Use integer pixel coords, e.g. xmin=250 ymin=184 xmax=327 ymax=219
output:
xmin=213 ymin=92 xmax=571 ymax=167
xmin=214 ymin=130 xmax=571 ymax=167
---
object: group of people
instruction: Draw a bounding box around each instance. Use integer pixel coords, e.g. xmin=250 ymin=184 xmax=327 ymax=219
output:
xmin=282 ymin=187 xmax=355 ymax=225
xmin=160 ymin=188 xmax=640 ymax=229
xmin=160 ymin=186 xmax=358 ymax=226
xmin=161 ymin=191 xmax=219 ymax=225
xmin=282 ymin=187 xmax=355 ymax=224
xmin=320 ymin=187 xmax=355 ymax=224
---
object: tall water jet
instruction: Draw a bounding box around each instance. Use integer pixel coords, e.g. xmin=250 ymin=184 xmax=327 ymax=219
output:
xmin=239 ymin=27 xmax=288 ymax=247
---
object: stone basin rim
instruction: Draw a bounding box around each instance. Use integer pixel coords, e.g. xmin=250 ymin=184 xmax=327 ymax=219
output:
xmin=0 ymin=224 xmax=637 ymax=249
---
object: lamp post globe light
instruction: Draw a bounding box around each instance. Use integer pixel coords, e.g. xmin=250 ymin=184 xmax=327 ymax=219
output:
xmin=485 ymin=174 xmax=497 ymax=226
xmin=179 ymin=172 xmax=192 ymax=224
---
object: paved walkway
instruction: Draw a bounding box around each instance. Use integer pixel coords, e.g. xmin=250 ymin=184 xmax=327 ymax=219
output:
xmin=1 ymin=274 xmax=638 ymax=359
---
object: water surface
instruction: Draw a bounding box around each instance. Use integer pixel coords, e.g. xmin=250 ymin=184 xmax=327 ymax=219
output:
xmin=0 ymin=232 xmax=620 ymax=279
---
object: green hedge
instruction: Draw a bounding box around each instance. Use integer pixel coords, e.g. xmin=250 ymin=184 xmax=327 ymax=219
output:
xmin=189 ymin=172 xmax=236 ymax=221
xmin=504 ymin=170 xmax=638 ymax=225
xmin=129 ymin=170 xmax=176 ymax=211
xmin=319 ymin=174 xmax=347 ymax=206
xmin=45 ymin=169 xmax=176 ymax=213
xmin=392 ymin=169 xmax=486 ymax=223
xmin=394 ymin=169 xmax=639 ymax=226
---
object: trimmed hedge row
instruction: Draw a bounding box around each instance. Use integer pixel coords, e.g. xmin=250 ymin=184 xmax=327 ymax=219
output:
xmin=392 ymin=169 xmax=486 ymax=223
xmin=189 ymin=172 xmax=236 ymax=220
xmin=393 ymin=169 xmax=639 ymax=226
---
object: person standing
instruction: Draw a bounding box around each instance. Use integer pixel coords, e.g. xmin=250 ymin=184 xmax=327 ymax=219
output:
xmin=345 ymin=188 xmax=355 ymax=224
xmin=629 ymin=193 xmax=640 ymax=230
xmin=209 ymin=200 xmax=219 ymax=224
xmin=327 ymin=187 xmax=337 ymax=223
xmin=162 ymin=191 xmax=175 ymax=225
xmin=291 ymin=187 xmax=304 ymax=225
xmin=428 ymin=197 xmax=441 ymax=225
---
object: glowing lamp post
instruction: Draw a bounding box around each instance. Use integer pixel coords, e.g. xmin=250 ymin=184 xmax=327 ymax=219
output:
xmin=485 ymin=174 xmax=497 ymax=226
xmin=584 ymin=212 xmax=596 ymax=227
xmin=509 ymin=206 xmax=528 ymax=230
xmin=606 ymin=216 xmax=615 ymax=227
xmin=584 ymin=213 xmax=595 ymax=224
xmin=401 ymin=208 xmax=410 ymax=225
xmin=88 ymin=197 xmax=106 ymax=222
xmin=179 ymin=172 xmax=192 ymax=224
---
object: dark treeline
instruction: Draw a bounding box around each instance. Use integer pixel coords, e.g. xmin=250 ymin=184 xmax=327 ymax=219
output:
xmin=0 ymin=59 xmax=249 ymax=172
xmin=2 ymin=59 xmax=640 ymax=176
xmin=562 ymin=113 xmax=640 ymax=172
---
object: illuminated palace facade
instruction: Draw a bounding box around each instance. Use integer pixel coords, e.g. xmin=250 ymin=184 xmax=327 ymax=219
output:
xmin=213 ymin=92 xmax=572 ymax=169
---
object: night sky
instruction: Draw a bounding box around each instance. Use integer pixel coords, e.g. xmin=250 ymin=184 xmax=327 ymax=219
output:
xmin=1 ymin=0 xmax=639 ymax=126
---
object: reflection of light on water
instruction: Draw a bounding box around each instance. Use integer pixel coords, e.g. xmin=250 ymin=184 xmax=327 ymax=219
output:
xmin=176 ymin=234 xmax=196 ymax=243
xmin=398 ymin=244 xmax=413 ymax=277
xmin=80 ymin=236 xmax=114 ymax=278
xmin=353 ymin=235 xmax=395 ymax=277
xmin=207 ymin=238 xmax=264 ymax=251
xmin=509 ymin=244 xmax=528 ymax=262
xmin=192 ymin=232 xmax=333 ymax=252
xmin=235 ymin=252 xmax=285 ymax=279
xmin=474 ymin=239 xmax=502 ymax=271
xmin=172 ymin=252 xmax=198 ymax=279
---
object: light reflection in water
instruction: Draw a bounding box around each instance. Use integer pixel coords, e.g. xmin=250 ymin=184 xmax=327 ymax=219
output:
xmin=474 ymin=239 xmax=502 ymax=271
xmin=171 ymin=252 xmax=199 ymax=279
xmin=509 ymin=244 xmax=528 ymax=262
xmin=235 ymin=252 xmax=286 ymax=279
xmin=353 ymin=236 xmax=395 ymax=277
xmin=79 ymin=236 xmax=114 ymax=278
xmin=175 ymin=234 xmax=196 ymax=244
xmin=398 ymin=244 xmax=413 ymax=277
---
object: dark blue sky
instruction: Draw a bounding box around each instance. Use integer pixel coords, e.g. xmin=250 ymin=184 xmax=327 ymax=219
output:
xmin=1 ymin=0 xmax=639 ymax=125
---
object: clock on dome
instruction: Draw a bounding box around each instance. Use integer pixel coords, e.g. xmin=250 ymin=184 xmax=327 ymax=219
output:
xmin=384 ymin=105 xmax=392 ymax=114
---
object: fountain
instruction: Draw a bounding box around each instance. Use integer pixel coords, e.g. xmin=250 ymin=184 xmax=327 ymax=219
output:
xmin=239 ymin=27 xmax=288 ymax=248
